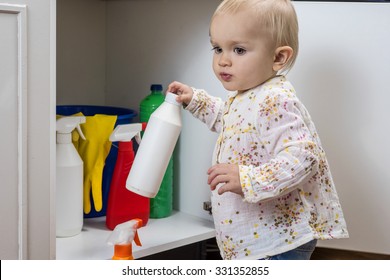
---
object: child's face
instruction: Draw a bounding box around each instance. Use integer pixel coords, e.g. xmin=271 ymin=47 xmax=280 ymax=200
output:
xmin=210 ymin=10 xmax=276 ymax=93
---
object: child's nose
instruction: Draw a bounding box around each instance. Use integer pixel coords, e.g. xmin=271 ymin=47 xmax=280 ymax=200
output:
xmin=218 ymin=53 xmax=232 ymax=67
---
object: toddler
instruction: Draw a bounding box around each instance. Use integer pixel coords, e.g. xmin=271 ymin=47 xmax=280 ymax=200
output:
xmin=168 ymin=0 xmax=348 ymax=260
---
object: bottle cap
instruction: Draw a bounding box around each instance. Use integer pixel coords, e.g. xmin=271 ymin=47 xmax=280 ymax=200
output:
xmin=151 ymin=84 xmax=163 ymax=91
xmin=165 ymin=92 xmax=181 ymax=106
xmin=113 ymin=244 xmax=133 ymax=260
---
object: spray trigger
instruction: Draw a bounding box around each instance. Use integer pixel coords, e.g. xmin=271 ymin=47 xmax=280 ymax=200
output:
xmin=76 ymin=124 xmax=86 ymax=140
xmin=107 ymin=218 xmax=143 ymax=260
xmin=56 ymin=116 xmax=87 ymax=144
xmin=109 ymin=123 xmax=146 ymax=143
xmin=133 ymin=231 xmax=142 ymax=247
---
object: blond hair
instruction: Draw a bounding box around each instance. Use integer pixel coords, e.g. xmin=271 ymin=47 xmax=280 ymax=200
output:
xmin=212 ymin=0 xmax=299 ymax=72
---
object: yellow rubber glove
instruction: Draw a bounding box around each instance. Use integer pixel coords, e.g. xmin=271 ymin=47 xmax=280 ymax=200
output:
xmin=77 ymin=114 xmax=117 ymax=214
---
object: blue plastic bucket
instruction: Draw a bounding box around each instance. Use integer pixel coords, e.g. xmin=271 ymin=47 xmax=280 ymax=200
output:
xmin=56 ymin=105 xmax=137 ymax=218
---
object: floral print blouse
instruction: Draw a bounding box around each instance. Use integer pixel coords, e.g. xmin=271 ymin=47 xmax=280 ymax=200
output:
xmin=185 ymin=76 xmax=349 ymax=260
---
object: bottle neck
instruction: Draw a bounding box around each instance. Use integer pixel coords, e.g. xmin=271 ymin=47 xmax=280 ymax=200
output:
xmin=164 ymin=92 xmax=181 ymax=107
xmin=56 ymin=133 xmax=72 ymax=144
xmin=118 ymin=141 xmax=133 ymax=152
xmin=113 ymin=244 xmax=133 ymax=260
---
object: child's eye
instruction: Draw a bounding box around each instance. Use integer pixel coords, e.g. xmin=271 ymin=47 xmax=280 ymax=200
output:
xmin=234 ymin=47 xmax=246 ymax=55
xmin=212 ymin=46 xmax=223 ymax=54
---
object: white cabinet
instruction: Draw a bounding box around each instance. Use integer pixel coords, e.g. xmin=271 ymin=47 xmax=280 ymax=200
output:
xmin=56 ymin=0 xmax=390 ymax=257
xmin=55 ymin=0 xmax=219 ymax=260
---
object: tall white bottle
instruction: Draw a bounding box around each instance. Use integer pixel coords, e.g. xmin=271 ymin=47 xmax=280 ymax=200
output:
xmin=126 ymin=92 xmax=182 ymax=198
xmin=56 ymin=116 xmax=86 ymax=237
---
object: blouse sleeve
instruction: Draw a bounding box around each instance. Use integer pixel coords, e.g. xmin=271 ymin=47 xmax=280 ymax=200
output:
xmin=185 ymin=88 xmax=225 ymax=133
xmin=240 ymin=92 xmax=321 ymax=203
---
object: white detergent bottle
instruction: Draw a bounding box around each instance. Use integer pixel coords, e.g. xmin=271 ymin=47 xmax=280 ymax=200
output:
xmin=56 ymin=116 xmax=86 ymax=237
xmin=126 ymin=92 xmax=182 ymax=198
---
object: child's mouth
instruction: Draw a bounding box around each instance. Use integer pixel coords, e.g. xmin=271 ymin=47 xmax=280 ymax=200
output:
xmin=220 ymin=73 xmax=232 ymax=81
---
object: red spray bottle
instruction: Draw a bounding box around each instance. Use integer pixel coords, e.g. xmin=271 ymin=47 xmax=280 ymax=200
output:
xmin=106 ymin=123 xmax=149 ymax=230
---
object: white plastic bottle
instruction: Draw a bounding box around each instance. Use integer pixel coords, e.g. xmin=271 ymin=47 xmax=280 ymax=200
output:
xmin=126 ymin=92 xmax=182 ymax=198
xmin=56 ymin=116 xmax=86 ymax=237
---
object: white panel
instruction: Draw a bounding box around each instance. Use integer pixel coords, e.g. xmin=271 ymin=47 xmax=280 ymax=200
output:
xmin=290 ymin=2 xmax=390 ymax=254
xmin=0 ymin=4 xmax=27 ymax=259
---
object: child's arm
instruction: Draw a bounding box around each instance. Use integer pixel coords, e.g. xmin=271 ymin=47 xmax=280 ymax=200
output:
xmin=239 ymin=94 xmax=321 ymax=203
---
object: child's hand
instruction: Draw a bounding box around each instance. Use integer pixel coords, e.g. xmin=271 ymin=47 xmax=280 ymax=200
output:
xmin=207 ymin=164 xmax=243 ymax=196
xmin=167 ymin=81 xmax=194 ymax=106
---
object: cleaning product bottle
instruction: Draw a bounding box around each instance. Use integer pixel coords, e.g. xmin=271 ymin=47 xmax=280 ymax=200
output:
xmin=138 ymin=85 xmax=176 ymax=218
xmin=107 ymin=218 xmax=143 ymax=260
xmin=127 ymin=92 xmax=182 ymax=210
xmin=140 ymin=84 xmax=165 ymax=123
xmin=106 ymin=123 xmax=149 ymax=230
xmin=56 ymin=116 xmax=86 ymax=237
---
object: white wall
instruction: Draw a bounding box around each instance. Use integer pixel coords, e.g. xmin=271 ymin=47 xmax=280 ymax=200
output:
xmin=105 ymin=0 xmax=223 ymax=110
xmin=57 ymin=0 xmax=106 ymax=105
xmin=290 ymin=2 xmax=390 ymax=254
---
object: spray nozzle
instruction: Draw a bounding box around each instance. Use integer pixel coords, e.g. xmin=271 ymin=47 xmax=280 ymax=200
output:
xmin=107 ymin=219 xmax=143 ymax=260
xmin=56 ymin=116 xmax=86 ymax=139
xmin=56 ymin=116 xmax=86 ymax=144
xmin=109 ymin=123 xmax=146 ymax=144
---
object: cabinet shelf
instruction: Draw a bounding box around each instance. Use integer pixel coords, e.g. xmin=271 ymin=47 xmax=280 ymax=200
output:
xmin=56 ymin=211 xmax=215 ymax=260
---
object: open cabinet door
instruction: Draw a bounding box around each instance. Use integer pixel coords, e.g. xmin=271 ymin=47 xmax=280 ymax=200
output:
xmin=0 ymin=0 xmax=56 ymax=259
xmin=0 ymin=3 xmax=27 ymax=260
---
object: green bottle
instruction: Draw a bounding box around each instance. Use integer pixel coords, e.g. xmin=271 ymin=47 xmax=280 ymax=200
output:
xmin=139 ymin=84 xmax=173 ymax=218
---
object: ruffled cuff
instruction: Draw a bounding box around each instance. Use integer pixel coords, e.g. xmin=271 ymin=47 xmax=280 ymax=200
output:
xmin=239 ymin=165 xmax=275 ymax=203
xmin=184 ymin=87 xmax=204 ymax=113
xmin=239 ymin=165 xmax=258 ymax=203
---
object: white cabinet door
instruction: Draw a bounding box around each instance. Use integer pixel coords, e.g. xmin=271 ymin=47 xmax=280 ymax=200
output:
xmin=0 ymin=0 xmax=56 ymax=259
xmin=0 ymin=3 xmax=27 ymax=260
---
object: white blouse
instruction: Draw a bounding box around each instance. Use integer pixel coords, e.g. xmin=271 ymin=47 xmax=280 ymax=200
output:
xmin=185 ymin=75 xmax=349 ymax=260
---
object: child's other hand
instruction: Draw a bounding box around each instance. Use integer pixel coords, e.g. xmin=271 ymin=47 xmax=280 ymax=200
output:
xmin=167 ymin=81 xmax=194 ymax=106
xmin=207 ymin=164 xmax=243 ymax=196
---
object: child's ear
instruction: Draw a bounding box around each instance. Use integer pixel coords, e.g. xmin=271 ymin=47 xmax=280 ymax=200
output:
xmin=273 ymin=46 xmax=293 ymax=72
